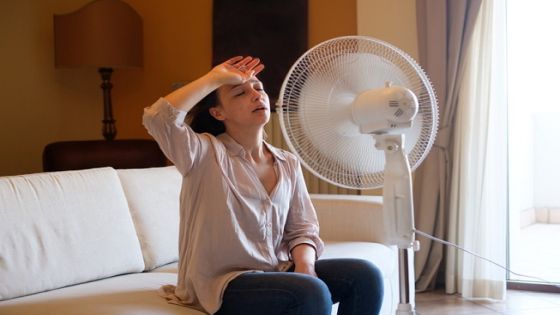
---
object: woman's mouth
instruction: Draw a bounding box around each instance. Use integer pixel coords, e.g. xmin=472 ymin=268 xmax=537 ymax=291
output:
xmin=252 ymin=106 xmax=267 ymax=112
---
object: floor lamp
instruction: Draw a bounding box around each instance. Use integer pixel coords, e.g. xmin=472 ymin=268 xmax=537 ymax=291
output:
xmin=46 ymin=0 xmax=166 ymax=171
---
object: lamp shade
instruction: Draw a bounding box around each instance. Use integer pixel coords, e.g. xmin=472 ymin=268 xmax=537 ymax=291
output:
xmin=54 ymin=0 xmax=142 ymax=68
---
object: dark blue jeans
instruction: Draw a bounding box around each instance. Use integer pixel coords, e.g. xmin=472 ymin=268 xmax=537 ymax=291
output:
xmin=215 ymin=259 xmax=384 ymax=315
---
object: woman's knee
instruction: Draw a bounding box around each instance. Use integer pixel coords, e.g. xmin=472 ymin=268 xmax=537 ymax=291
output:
xmin=288 ymin=275 xmax=332 ymax=314
xmin=350 ymin=259 xmax=384 ymax=300
xmin=317 ymin=258 xmax=384 ymax=300
xmin=355 ymin=259 xmax=383 ymax=282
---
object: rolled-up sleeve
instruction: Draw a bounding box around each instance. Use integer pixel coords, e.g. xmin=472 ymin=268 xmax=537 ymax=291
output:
xmin=143 ymin=98 xmax=210 ymax=176
xmin=284 ymin=160 xmax=324 ymax=259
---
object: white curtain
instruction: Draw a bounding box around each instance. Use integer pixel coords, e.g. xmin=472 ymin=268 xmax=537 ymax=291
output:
xmin=446 ymin=0 xmax=508 ymax=300
xmin=414 ymin=0 xmax=483 ymax=291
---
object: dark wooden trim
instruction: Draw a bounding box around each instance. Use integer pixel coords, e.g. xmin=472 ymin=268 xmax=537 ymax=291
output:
xmin=43 ymin=139 xmax=168 ymax=171
xmin=507 ymin=280 xmax=560 ymax=293
xmin=212 ymin=0 xmax=308 ymax=103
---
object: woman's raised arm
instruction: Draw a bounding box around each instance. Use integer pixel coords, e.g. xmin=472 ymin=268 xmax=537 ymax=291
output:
xmin=164 ymin=56 xmax=264 ymax=112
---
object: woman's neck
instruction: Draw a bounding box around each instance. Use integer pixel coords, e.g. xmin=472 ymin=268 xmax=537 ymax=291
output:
xmin=226 ymin=127 xmax=266 ymax=160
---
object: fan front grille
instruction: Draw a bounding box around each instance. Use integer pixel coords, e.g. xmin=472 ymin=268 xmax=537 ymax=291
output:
xmin=278 ymin=36 xmax=438 ymax=189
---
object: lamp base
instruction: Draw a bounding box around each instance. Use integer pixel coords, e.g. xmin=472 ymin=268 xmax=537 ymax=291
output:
xmin=99 ymin=67 xmax=116 ymax=140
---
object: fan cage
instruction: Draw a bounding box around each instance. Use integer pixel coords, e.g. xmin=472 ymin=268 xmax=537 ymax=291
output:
xmin=277 ymin=36 xmax=438 ymax=189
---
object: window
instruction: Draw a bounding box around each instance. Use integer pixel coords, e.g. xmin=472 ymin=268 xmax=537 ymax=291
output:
xmin=507 ymin=0 xmax=560 ymax=288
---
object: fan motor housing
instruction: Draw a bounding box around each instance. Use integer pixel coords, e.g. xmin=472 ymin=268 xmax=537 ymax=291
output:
xmin=351 ymin=85 xmax=419 ymax=134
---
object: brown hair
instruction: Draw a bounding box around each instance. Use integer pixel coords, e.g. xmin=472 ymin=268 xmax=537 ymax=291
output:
xmin=186 ymin=90 xmax=225 ymax=136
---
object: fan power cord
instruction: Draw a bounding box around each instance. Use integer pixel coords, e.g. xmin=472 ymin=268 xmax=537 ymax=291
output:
xmin=413 ymin=229 xmax=560 ymax=289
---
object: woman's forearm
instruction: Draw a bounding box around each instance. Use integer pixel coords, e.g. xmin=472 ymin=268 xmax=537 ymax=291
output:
xmin=163 ymin=72 xmax=220 ymax=112
xmin=291 ymin=243 xmax=317 ymax=276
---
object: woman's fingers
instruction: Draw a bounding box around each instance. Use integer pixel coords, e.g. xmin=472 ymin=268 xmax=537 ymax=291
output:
xmin=226 ymin=56 xmax=244 ymax=64
xmin=252 ymin=64 xmax=265 ymax=76
xmin=234 ymin=57 xmax=264 ymax=74
xmin=223 ymin=56 xmax=265 ymax=80
xmin=233 ymin=56 xmax=253 ymax=68
xmin=245 ymin=58 xmax=261 ymax=70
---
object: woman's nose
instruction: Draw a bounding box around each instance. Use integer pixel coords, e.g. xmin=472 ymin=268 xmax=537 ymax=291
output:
xmin=250 ymin=89 xmax=263 ymax=101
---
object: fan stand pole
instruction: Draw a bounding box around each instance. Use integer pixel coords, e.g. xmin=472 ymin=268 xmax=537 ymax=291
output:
xmin=397 ymin=247 xmax=417 ymax=315
xmin=375 ymin=134 xmax=418 ymax=315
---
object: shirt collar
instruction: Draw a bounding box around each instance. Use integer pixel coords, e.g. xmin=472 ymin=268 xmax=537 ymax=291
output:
xmin=217 ymin=133 xmax=287 ymax=162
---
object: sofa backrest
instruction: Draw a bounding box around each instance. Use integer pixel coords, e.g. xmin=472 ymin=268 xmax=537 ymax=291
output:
xmin=0 ymin=168 xmax=145 ymax=301
xmin=117 ymin=166 xmax=181 ymax=270
xmin=311 ymin=194 xmax=385 ymax=243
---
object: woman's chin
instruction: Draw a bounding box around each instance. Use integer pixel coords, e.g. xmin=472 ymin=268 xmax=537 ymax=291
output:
xmin=253 ymin=110 xmax=270 ymax=122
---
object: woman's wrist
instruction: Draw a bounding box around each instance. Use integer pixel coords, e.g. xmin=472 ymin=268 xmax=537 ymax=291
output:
xmin=199 ymin=72 xmax=223 ymax=92
xmin=294 ymin=261 xmax=317 ymax=277
xmin=291 ymin=244 xmax=316 ymax=265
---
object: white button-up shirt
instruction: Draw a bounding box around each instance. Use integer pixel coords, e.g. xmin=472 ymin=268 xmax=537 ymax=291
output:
xmin=143 ymin=98 xmax=324 ymax=314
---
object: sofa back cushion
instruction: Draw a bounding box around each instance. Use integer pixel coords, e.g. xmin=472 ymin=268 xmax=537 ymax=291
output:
xmin=0 ymin=168 xmax=145 ymax=301
xmin=311 ymin=194 xmax=385 ymax=243
xmin=117 ymin=166 xmax=181 ymax=270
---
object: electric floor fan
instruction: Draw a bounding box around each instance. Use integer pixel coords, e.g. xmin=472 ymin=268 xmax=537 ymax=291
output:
xmin=277 ymin=36 xmax=438 ymax=314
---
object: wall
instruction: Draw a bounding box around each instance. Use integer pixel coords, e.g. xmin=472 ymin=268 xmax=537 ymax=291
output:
xmin=0 ymin=0 xmax=101 ymax=176
xmin=357 ymin=0 xmax=418 ymax=60
xmin=0 ymin=0 xmax=419 ymax=178
xmin=0 ymin=0 xmax=359 ymax=176
xmin=356 ymin=0 xmax=418 ymax=195
xmin=507 ymin=0 xmax=560 ymax=213
xmin=533 ymin=114 xmax=560 ymax=208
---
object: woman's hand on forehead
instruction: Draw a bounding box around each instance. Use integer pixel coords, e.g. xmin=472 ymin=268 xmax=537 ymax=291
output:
xmin=210 ymin=56 xmax=265 ymax=86
xmin=227 ymin=56 xmax=265 ymax=76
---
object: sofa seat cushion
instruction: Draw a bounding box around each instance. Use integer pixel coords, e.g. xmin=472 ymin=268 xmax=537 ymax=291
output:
xmin=0 ymin=242 xmax=396 ymax=315
xmin=151 ymin=241 xmax=398 ymax=314
xmin=0 ymin=273 xmax=204 ymax=315
xmin=320 ymin=241 xmax=397 ymax=277
xmin=0 ymin=168 xmax=145 ymax=301
xmin=151 ymin=262 xmax=179 ymax=274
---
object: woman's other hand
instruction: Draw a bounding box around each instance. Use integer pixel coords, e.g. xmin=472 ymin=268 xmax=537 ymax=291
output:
xmin=291 ymin=244 xmax=318 ymax=277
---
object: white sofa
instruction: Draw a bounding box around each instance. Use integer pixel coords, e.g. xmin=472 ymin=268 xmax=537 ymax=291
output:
xmin=0 ymin=166 xmax=397 ymax=314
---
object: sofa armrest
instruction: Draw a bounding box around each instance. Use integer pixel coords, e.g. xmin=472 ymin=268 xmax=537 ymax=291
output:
xmin=310 ymin=194 xmax=386 ymax=244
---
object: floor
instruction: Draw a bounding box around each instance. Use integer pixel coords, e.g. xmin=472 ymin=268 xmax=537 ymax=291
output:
xmin=415 ymin=289 xmax=560 ymax=314
xmin=510 ymin=223 xmax=560 ymax=284
xmin=413 ymin=223 xmax=560 ymax=314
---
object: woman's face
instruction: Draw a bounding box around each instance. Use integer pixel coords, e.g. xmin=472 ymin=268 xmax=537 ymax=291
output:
xmin=211 ymin=79 xmax=270 ymax=129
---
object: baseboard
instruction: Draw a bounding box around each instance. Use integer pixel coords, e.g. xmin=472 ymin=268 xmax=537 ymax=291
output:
xmin=508 ymin=280 xmax=560 ymax=293
xmin=520 ymin=207 xmax=560 ymax=227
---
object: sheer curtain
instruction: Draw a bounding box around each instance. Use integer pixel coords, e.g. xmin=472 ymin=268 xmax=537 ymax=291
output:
xmin=414 ymin=0 xmax=482 ymax=291
xmin=446 ymin=0 xmax=508 ymax=299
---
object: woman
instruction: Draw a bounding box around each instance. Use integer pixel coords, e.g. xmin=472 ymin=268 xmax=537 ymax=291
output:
xmin=143 ymin=56 xmax=384 ymax=315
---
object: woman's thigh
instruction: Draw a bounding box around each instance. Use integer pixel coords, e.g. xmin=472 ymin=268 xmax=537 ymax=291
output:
xmin=216 ymin=259 xmax=383 ymax=315
xmin=216 ymin=271 xmax=332 ymax=315
xmin=316 ymin=259 xmax=384 ymax=315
